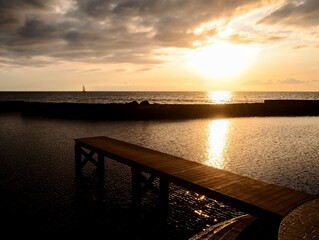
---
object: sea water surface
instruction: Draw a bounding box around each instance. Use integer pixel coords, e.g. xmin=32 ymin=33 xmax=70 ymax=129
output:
xmin=1 ymin=91 xmax=319 ymax=104
xmin=0 ymin=91 xmax=318 ymax=238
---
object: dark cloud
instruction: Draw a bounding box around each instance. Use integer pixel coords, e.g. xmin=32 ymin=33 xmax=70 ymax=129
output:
xmin=18 ymin=20 xmax=59 ymax=40
xmin=75 ymin=0 xmax=114 ymax=18
xmin=0 ymin=0 xmax=51 ymax=9
xmin=259 ymin=0 xmax=319 ymax=27
xmin=0 ymin=0 xmax=57 ymax=32
xmin=0 ymin=0 xmax=273 ymax=67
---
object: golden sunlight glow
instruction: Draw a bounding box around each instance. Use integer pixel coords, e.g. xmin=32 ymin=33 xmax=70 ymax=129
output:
xmin=207 ymin=119 xmax=230 ymax=169
xmin=187 ymin=42 xmax=259 ymax=79
xmin=208 ymin=91 xmax=232 ymax=104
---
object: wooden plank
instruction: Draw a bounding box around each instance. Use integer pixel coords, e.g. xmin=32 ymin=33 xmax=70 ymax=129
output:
xmin=271 ymin=191 xmax=315 ymax=215
xmin=74 ymin=136 xmax=316 ymax=219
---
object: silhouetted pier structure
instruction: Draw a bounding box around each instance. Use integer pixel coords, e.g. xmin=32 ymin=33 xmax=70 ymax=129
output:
xmin=74 ymin=136 xmax=317 ymax=239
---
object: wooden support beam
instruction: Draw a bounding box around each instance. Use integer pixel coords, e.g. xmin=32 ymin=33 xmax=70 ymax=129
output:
xmin=96 ymin=152 xmax=105 ymax=201
xmin=74 ymin=143 xmax=82 ymax=179
xmin=159 ymin=178 xmax=169 ymax=212
xmin=141 ymin=175 xmax=159 ymax=196
xmin=131 ymin=170 xmax=169 ymax=212
xmin=97 ymin=152 xmax=105 ymax=178
xmin=80 ymin=149 xmax=97 ymax=167
xmin=131 ymin=167 xmax=143 ymax=208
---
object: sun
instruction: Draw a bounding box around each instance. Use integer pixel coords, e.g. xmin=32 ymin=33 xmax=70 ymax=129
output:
xmin=186 ymin=42 xmax=259 ymax=79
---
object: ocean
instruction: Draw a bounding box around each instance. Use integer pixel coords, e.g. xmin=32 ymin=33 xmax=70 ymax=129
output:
xmin=0 ymin=91 xmax=318 ymax=239
xmin=1 ymin=91 xmax=319 ymax=104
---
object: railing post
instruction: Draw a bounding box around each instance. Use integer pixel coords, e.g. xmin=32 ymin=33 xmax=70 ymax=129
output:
xmin=96 ymin=152 xmax=105 ymax=201
xmin=131 ymin=167 xmax=142 ymax=208
xmin=159 ymin=178 xmax=169 ymax=213
xmin=97 ymin=152 xmax=105 ymax=178
xmin=74 ymin=142 xmax=82 ymax=179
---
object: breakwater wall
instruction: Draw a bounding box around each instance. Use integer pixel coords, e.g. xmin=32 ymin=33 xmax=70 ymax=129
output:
xmin=1 ymin=100 xmax=319 ymax=120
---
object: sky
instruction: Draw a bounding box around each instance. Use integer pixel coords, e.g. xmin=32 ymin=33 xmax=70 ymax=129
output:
xmin=0 ymin=0 xmax=319 ymax=91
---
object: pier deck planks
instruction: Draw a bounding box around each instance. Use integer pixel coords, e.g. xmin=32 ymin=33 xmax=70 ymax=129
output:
xmin=74 ymin=136 xmax=316 ymax=220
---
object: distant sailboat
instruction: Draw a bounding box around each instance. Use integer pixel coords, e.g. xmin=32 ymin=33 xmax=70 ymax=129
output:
xmin=82 ymin=85 xmax=86 ymax=93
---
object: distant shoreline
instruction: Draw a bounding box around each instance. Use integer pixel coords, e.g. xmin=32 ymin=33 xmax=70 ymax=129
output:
xmin=1 ymin=100 xmax=319 ymax=120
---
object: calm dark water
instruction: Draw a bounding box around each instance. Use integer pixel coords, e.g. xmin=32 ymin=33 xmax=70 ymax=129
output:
xmin=0 ymin=113 xmax=242 ymax=239
xmin=1 ymin=91 xmax=319 ymax=104
xmin=1 ymin=91 xmax=318 ymax=238
xmin=0 ymin=112 xmax=318 ymax=238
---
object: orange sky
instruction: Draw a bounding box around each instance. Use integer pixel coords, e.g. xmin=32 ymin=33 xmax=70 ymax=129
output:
xmin=0 ymin=0 xmax=318 ymax=91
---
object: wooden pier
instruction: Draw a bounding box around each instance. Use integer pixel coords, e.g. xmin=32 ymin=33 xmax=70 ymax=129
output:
xmin=74 ymin=136 xmax=317 ymax=237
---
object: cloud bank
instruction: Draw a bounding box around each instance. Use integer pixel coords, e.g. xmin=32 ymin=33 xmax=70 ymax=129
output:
xmin=0 ymin=0 xmax=317 ymax=68
xmin=259 ymin=0 xmax=319 ymax=27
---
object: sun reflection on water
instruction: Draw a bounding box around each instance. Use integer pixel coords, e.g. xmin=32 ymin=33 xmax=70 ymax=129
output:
xmin=207 ymin=119 xmax=230 ymax=169
xmin=208 ymin=91 xmax=232 ymax=104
